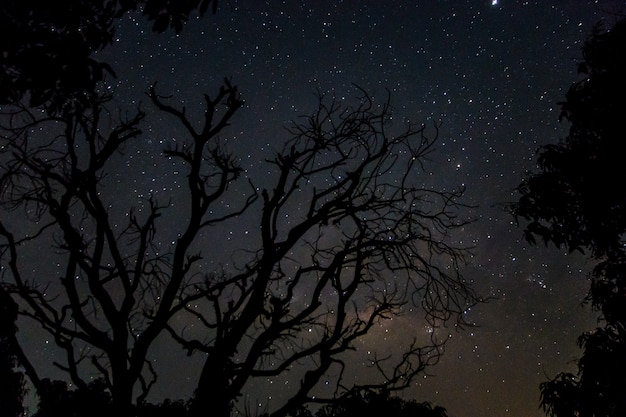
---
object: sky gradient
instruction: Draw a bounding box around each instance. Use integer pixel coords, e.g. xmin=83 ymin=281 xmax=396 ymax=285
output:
xmin=23 ymin=1 xmax=626 ymax=416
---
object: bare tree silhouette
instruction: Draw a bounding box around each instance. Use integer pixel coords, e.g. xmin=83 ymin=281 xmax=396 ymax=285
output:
xmin=0 ymin=79 xmax=478 ymax=417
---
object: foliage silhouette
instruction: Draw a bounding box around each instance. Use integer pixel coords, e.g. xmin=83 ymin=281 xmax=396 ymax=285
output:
xmin=511 ymin=16 xmax=626 ymax=417
xmin=0 ymin=286 xmax=26 ymax=417
xmin=30 ymin=383 xmax=448 ymax=417
xmin=0 ymin=3 xmax=477 ymax=417
xmin=0 ymin=0 xmax=217 ymax=112
xmin=33 ymin=378 xmax=191 ymax=417
xmin=34 ymin=379 xmax=113 ymax=417
xmin=274 ymin=391 xmax=448 ymax=417
xmin=513 ymin=17 xmax=626 ymax=259
xmin=315 ymin=390 xmax=448 ymax=417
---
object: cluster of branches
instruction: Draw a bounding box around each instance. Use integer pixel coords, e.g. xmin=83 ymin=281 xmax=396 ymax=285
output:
xmin=0 ymin=76 xmax=478 ymax=417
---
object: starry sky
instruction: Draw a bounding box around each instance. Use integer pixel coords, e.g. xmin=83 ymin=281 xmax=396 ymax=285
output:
xmin=22 ymin=1 xmax=626 ymax=417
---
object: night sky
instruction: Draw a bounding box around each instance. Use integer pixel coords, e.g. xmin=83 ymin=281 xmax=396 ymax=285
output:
xmin=22 ymin=1 xmax=626 ymax=417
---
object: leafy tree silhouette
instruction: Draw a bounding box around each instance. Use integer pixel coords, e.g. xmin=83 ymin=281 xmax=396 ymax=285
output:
xmin=0 ymin=3 xmax=479 ymax=417
xmin=0 ymin=0 xmax=217 ymax=112
xmin=511 ymin=16 xmax=626 ymax=417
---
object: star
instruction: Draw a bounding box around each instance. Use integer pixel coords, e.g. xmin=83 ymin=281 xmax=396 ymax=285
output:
xmin=7 ymin=2 xmax=623 ymax=417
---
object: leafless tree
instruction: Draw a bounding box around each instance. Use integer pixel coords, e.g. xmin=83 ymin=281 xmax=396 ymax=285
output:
xmin=0 ymin=80 xmax=479 ymax=417
xmin=0 ymin=79 xmax=249 ymax=416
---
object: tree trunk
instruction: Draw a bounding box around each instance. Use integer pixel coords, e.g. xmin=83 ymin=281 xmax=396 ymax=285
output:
xmin=190 ymin=355 xmax=234 ymax=417
xmin=110 ymin=355 xmax=135 ymax=417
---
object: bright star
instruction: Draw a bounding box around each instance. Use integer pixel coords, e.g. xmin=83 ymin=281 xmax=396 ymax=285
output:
xmin=492 ymin=0 xmax=498 ymax=5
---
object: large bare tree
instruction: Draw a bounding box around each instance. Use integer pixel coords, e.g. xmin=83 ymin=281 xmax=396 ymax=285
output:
xmin=0 ymin=80 xmax=479 ymax=417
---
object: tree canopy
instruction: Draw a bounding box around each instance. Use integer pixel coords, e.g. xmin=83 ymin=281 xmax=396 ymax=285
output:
xmin=511 ymin=16 xmax=626 ymax=417
xmin=513 ymin=18 xmax=626 ymax=260
xmin=0 ymin=0 xmax=217 ymax=111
